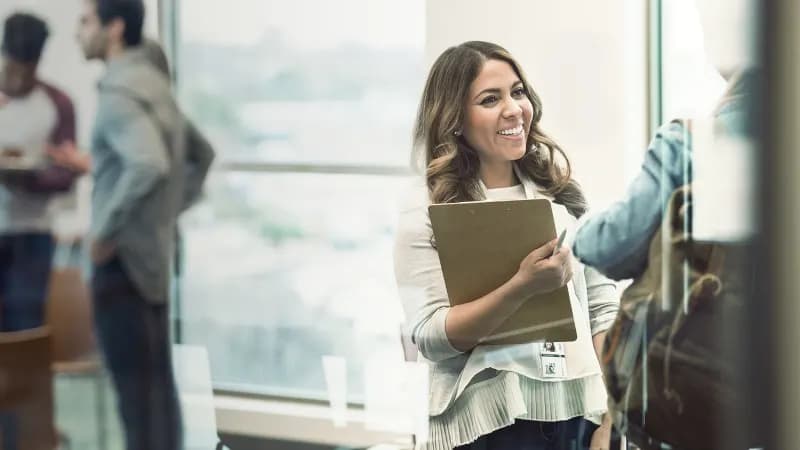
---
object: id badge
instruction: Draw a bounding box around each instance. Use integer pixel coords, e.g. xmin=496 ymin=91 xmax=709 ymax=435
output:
xmin=540 ymin=342 xmax=567 ymax=379
xmin=541 ymin=342 xmax=565 ymax=356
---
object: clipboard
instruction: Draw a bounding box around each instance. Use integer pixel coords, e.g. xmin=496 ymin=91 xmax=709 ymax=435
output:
xmin=429 ymin=198 xmax=577 ymax=345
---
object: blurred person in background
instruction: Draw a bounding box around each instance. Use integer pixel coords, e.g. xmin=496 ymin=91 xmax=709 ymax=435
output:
xmin=0 ymin=12 xmax=78 ymax=331
xmin=49 ymin=36 xmax=215 ymax=212
xmin=72 ymin=0 xmax=212 ymax=447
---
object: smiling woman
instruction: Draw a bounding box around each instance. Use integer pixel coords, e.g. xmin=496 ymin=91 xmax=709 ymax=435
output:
xmin=395 ymin=41 xmax=619 ymax=450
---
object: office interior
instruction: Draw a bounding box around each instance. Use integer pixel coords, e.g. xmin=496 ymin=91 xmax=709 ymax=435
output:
xmin=0 ymin=0 xmax=798 ymax=449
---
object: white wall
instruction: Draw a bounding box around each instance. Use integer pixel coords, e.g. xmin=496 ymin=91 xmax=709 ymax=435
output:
xmin=426 ymin=0 xmax=648 ymax=209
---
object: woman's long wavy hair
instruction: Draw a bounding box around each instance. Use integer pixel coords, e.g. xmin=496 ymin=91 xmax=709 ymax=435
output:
xmin=412 ymin=41 xmax=587 ymax=218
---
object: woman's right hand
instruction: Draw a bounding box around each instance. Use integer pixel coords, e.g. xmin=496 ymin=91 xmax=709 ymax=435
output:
xmin=515 ymin=238 xmax=573 ymax=295
xmin=441 ymin=238 xmax=574 ymax=353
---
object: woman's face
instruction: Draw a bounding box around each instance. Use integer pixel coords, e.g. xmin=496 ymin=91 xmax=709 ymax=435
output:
xmin=461 ymin=59 xmax=533 ymax=165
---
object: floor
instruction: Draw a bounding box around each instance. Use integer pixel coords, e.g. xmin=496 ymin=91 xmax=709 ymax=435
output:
xmin=54 ymin=371 xmax=124 ymax=450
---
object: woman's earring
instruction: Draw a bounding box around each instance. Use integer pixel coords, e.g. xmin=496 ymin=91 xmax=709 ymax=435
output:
xmin=454 ymin=130 xmax=462 ymax=136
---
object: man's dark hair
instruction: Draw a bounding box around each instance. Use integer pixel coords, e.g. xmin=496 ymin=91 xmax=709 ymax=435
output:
xmin=1 ymin=13 xmax=50 ymax=63
xmin=96 ymin=0 xmax=145 ymax=47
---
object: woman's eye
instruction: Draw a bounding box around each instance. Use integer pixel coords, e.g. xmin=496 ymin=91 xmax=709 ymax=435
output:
xmin=480 ymin=95 xmax=498 ymax=106
xmin=512 ymin=88 xmax=526 ymax=98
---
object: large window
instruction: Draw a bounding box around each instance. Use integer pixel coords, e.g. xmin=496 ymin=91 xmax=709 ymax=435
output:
xmin=173 ymin=0 xmax=424 ymax=167
xmin=172 ymin=0 xmax=425 ymax=400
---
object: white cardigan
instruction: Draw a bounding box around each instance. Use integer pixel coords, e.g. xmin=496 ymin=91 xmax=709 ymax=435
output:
xmin=393 ymin=170 xmax=619 ymax=449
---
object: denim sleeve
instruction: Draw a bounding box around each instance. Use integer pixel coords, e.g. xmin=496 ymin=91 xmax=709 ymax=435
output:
xmin=572 ymin=121 xmax=689 ymax=280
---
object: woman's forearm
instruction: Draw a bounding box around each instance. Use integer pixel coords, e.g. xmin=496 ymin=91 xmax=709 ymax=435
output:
xmin=593 ymin=331 xmax=608 ymax=361
xmin=444 ymin=273 xmax=532 ymax=352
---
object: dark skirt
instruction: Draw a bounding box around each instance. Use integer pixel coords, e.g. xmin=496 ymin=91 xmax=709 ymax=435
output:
xmin=454 ymin=417 xmax=598 ymax=450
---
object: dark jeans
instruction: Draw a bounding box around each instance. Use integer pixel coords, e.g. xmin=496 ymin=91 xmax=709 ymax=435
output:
xmin=454 ymin=417 xmax=598 ymax=450
xmin=0 ymin=233 xmax=54 ymax=331
xmin=92 ymin=256 xmax=183 ymax=450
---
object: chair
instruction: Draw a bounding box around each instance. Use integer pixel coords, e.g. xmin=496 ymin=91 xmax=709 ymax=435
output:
xmin=0 ymin=326 xmax=56 ymax=450
xmin=45 ymin=240 xmax=108 ymax=449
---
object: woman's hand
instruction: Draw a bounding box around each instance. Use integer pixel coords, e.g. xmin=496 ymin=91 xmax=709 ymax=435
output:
xmin=514 ymin=238 xmax=573 ymax=296
xmin=589 ymin=414 xmax=613 ymax=450
xmin=443 ymin=237 xmax=574 ymax=352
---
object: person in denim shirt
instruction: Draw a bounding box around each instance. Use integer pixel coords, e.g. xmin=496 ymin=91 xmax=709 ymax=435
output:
xmin=572 ymin=75 xmax=754 ymax=279
xmin=572 ymin=0 xmax=758 ymax=279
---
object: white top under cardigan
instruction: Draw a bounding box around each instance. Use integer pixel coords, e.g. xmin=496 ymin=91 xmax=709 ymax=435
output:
xmin=393 ymin=168 xmax=619 ymax=450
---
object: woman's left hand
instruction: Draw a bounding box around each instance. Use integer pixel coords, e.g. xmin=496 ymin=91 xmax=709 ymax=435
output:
xmin=589 ymin=415 xmax=612 ymax=450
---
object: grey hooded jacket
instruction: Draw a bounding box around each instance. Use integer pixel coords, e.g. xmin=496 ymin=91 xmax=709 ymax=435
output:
xmin=90 ymin=48 xmax=213 ymax=303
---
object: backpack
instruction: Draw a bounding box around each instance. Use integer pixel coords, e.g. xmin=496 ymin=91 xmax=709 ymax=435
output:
xmin=601 ymin=124 xmax=756 ymax=449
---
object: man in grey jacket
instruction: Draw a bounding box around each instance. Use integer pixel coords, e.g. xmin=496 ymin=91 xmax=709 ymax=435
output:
xmin=75 ymin=0 xmax=212 ymax=448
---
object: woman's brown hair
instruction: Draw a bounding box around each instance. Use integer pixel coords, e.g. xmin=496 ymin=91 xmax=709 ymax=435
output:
xmin=412 ymin=41 xmax=587 ymax=217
